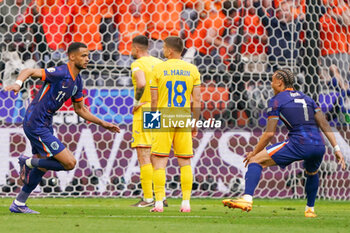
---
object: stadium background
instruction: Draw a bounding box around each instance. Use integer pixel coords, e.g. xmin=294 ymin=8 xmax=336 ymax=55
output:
xmin=0 ymin=0 xmax=349 ymax=200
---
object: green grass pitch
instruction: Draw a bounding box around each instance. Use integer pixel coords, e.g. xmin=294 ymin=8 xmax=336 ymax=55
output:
xmin=0 ymin=198 xmax=349 ymax=233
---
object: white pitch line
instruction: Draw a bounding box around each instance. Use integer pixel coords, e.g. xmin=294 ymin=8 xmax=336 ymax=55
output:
xmin=44 ymin=215 xmax=224 ymax=219
xmin=0 ymin=204 xmax=120 ymax=208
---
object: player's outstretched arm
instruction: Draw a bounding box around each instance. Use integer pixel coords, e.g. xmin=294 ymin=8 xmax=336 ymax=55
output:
xmin=4 ymin=68 xmax=43 ymax=95
xmin=191 ymin=86 xmax=201 ymax=137
xmin=244 ymin=118 xmax=278 ymax=167
xmin=73 ymin=101 xmax=120 ymax=133
xmin=314 ymin=111 xmax=346 ymax=170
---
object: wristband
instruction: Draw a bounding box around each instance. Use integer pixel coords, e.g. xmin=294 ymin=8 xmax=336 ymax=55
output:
xmin=15 ymin=80 xmax=23 ymax=87
xmin=134 ymin=99 xmax=140 ymax=106
xmin=334 ymin=145 xmax=340 ymax=152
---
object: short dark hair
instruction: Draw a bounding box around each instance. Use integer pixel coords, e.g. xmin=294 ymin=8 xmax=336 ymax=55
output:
xmin=164 ymin=36 xmax=183 ymax=53
xmin=132 ymin=35 xmax=149 ymax=48
xmin=67 ymin=42 xmax=87 ymax=54
xmin=275 ymin=69 xmax=295 ymax=88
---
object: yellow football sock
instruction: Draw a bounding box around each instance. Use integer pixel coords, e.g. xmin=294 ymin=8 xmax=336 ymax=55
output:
xmin=180 ymin=165 xmax=193 ymax=201
xmin=140 ymin=163 xmax=153 ymax=200
xmin=153 ymin=169 xmax=166 ymax=202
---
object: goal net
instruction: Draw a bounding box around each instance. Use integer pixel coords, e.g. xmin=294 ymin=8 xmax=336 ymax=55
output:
xmin=0 ymin=0 xmax=349 ymax=199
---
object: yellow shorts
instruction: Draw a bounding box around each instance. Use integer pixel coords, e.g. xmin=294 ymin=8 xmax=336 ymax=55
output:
xmin=131 ymin=103 xmax=152 ymax=148
xmin=151 ymin=128 xmax=193 ymax=158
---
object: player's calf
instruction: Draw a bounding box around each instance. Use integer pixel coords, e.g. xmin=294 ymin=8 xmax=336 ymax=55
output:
xmin=23 ymin=149 xmax=76 ymax=171
xmin=304 ymin=169 xmax=319 ymax=218
xmin=18 ymin=155 xmax=32 ymax=184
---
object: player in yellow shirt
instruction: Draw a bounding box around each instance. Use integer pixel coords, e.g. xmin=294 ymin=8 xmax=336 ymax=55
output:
xmin=150 ymin=36 xmax=201 ymax=213
xmin=130 ymin=35 xmax=163 ymax=207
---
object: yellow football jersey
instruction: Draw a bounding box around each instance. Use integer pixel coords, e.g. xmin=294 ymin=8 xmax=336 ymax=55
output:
xmin=150 ymin=59 xmax=201 ymax=109
xmin=131 ymin=56 xmax=163 ymax=103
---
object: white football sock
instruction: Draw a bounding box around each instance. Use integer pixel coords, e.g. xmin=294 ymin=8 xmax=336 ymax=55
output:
xmin=14 ymin=200 xmax=26 ymax=206
xmin=155 ymin=201 xmax=163 ymax=209
xmin=243 ymin=194 xmax=253 ymax=202
xmin=181 ymin=200 xmax=190 ymax=208
xmin=144 ymin=198 xmax=154 ymax=203
xmin=305 ymin=206 xmax=314 ymax=211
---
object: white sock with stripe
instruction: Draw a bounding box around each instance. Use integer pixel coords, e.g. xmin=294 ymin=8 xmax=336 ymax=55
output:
xmin=26 ymin=158 xmax=33 ymax=168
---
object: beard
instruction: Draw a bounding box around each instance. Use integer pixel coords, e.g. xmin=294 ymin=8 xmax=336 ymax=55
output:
xmin=75 ymin=63 xmax=86 ymax=70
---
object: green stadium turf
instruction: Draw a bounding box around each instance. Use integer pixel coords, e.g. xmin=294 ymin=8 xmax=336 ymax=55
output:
xmin=0 ymin=198 xmax=349 ymax=233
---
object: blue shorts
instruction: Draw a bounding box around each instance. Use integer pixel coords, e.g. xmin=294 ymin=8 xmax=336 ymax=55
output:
xmin=23 ymin=126 xmax=65 ymax=157
xmin=266 ymin=140 xmax=325 ymax=173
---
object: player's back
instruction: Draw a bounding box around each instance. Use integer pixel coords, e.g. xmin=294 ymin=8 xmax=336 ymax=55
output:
xmin=267 ymin=89 xmax=324 ymax=145
xmin=151 ymin=59 xmax=200 ymax=110
xmin=131 ymin=56 xmax=163 ymax=103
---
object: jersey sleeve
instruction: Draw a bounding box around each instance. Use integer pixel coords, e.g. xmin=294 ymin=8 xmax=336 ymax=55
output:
xmin=130 ymin=61 xmax=141 ymax=78
xmin=71 ymin=78 xmax=84 ymax=102
xmin=193 ymin=67 xmax=201 ymax=87
xmin=309 ymin=97 xmax=321 ymax=113
xmin=267 ymin=97 xmax=280 ymax=119
xmin=41 ymin=66 xmax=65 ymax=83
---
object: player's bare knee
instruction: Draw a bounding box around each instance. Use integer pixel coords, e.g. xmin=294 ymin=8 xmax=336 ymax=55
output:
xmin=137 ymin=148 xmax=151 ymax=166
xmin=138 ymin=155 xmax=151 ymax=166
xmin=248 ymin=157 xmax=263 ymax=166
xmin=139 ymin=158 xmax=151 ymax=166
xmin=64 ymin=158 xmax=77 ymax=170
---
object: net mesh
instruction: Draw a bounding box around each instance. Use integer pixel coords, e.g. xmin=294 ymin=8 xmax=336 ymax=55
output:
xmin=0 ymin=0 xmax=349 ymax=199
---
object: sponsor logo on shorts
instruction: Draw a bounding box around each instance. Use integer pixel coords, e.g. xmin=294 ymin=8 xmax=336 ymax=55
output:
xmin=51 ymin=141 xmax=59 ymax=150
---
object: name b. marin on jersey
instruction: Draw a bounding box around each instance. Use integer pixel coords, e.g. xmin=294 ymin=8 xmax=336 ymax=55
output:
xmin=163 ymin=69 xmax=191 ymax=76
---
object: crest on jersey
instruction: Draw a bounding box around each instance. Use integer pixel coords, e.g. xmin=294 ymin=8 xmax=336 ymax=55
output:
xmin=72 ymin=85 xmax=78 ymax=96
xmin=50 ymin=141 xmax=59 ymax=151
xmin=47 ymin=67 xmax=56 ymax=73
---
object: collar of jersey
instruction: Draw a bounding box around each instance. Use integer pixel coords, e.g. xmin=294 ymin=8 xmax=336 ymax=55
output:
xmin=67 ymin=63 xmax=77 ymax=81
